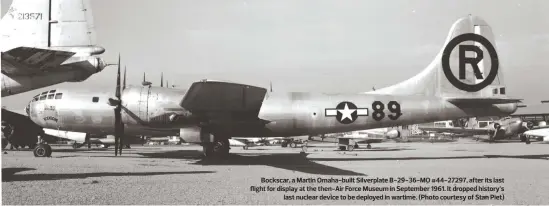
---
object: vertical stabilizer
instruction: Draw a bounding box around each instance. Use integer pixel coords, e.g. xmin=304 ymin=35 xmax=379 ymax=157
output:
xmin=1 ymin=0 xmax=98 ymax=52
xmin=368 ymin=16 xmax=507 ymax=100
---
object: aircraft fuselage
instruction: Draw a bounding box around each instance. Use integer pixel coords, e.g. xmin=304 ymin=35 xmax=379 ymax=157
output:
xmin=27 ymin=86 xmax=518 ymax=138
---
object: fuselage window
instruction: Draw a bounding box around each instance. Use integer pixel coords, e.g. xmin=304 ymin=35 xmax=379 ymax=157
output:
xmin=47 ymin=94 xmax=55 ymax=99
xmin=55 ymin=93 xmax=63 ymax=99
xmin=49 ymin=90 xmax=56 ymax=93
xmin=92 ymin=97 xmax=99 ymax=103
xmin=39 ymin=95 xmax=47 ymax=100
xmin=41 ymin=91 xmax=48 ymax=95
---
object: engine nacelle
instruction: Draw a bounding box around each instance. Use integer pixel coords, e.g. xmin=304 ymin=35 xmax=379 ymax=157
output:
xmin=179 ymin=127 xmax=212 ymax=144
xmin=385 ymin=129 xmax=401 ymax=139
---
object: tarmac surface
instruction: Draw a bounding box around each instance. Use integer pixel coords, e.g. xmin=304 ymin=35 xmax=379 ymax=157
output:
xmin=2 ymin=139 xmax=548 ymax=205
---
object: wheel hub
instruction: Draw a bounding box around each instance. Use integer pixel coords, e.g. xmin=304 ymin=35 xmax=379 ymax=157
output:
xmin=36 ymin=148 xmax=45 ymax=156
xmin=213 ymin=141 xmax=226 ymax=152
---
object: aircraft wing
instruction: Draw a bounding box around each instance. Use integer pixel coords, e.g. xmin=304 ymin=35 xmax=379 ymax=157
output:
xmin=179 ymin=80 xmax=268 ymax=122
xmin=1 ymin=47 xmax=76 ymax=76
xmin=418 ymin=126 xmax=490 ymax=135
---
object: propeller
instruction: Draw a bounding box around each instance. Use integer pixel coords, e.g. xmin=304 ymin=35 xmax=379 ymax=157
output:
xmin=142 ymin=72 xmax=152 ymax=86
xmin=161 ymin=72 xmax=164 ymax=87
xmin=526 ymin=121 xmax=534 ymax=130
xmin=123 ymin=66 xmax=127 ymax=90
xmin=107 ymin=54 xmax=125 ymax=156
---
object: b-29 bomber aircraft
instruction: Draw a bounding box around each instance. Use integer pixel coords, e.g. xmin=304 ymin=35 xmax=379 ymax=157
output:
xmin=419 ymin=117 xmax=549 ymax=144
xmin=26 ymin=16 xmax=521 ymax=158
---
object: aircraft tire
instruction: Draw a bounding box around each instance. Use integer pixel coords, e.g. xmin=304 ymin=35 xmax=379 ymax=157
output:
xmin=72 ymin=143 xmax=80 ymax=149
xmin=290 ymin=142 xmax=296 ymax=148
xmin=525 ymin=138 xmax=531 ymax=144
xmin=281 ymin=142 xmax=288 ymax=147
xmin=33 ymin=144 xmax=52 ymax=157
xmin=339 ymin=146 xmax=346 ymax=151
xmin=367 ymin=144 xmax=372 ymax=149
xmin=204 ymin=138 xmax=230 ymax=159
xmin=243 ymin=145 xmax=249 ymax=150
xmin=354 ymin=143 xmax=359 ymax=149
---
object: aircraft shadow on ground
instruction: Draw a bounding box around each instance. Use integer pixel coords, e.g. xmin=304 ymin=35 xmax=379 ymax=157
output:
xmin=137 ymin=150 xmax=365 ymax=176
xmin=1 ymin=167 xmax=214 ymax=182
xmin=307 ymin=154 xmax=549 ymax=161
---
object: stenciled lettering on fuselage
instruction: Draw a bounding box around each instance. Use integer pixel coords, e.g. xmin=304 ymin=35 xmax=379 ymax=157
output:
xmin=325 ymin=101 xmax=402 ymax=124
xmin=43 ymin=116 xmax=58 ymax=122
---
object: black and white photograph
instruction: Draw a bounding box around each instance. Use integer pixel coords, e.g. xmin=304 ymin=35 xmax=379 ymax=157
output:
xmin=1 ymin=0 xmax=548 ymax=205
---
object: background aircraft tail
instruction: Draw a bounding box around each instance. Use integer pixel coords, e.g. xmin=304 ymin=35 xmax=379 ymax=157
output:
xmin=369 ymin=15 xmax=512 ymax=102
xmin=1 ymin=0 xmax=102 ymax=54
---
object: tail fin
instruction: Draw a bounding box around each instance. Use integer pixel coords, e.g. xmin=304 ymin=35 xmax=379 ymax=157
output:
xmin=369 ymin=15 xmax=509 ymax=100
xmin=1 ymin=0 xmax=100 ymax=53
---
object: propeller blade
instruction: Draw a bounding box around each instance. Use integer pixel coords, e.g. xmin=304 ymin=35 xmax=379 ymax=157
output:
xmin=119 ymin=121 xmax=124 ymax=155
xmin=113 ymin=53 xmax=124 ymax=156
xmin=115 ymin=55 xmax=121 ymax=99
xmin=114 ymin=125 xmax=118 ymax=157
xmin=123 ymin=66 xmax=127 ymax=90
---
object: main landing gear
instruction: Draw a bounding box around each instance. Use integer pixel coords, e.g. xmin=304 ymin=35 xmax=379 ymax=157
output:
xmin=33 ymin=144 xmax=52 ymax=157
xmin=202 ymin=135 xmax=230 ymax=159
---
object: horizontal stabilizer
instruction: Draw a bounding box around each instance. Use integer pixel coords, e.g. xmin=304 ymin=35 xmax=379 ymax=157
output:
xmin=180 ymin=80 xmax=268 ymax=119
xmin=446 ymin=98 xmax=523 ymax=104
xmin=2 ymin=47 xmax=75 ymax=75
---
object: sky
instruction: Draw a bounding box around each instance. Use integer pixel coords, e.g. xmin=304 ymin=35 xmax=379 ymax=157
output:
xmin=1 ymin=0 xmax=548 ymax=111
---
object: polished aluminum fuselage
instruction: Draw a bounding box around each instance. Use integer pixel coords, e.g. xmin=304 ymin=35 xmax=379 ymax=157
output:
xmin=28 ymin=86 xmax=188 ymax=137
xmin=28 ymin=85 xmax=517 ymax=138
